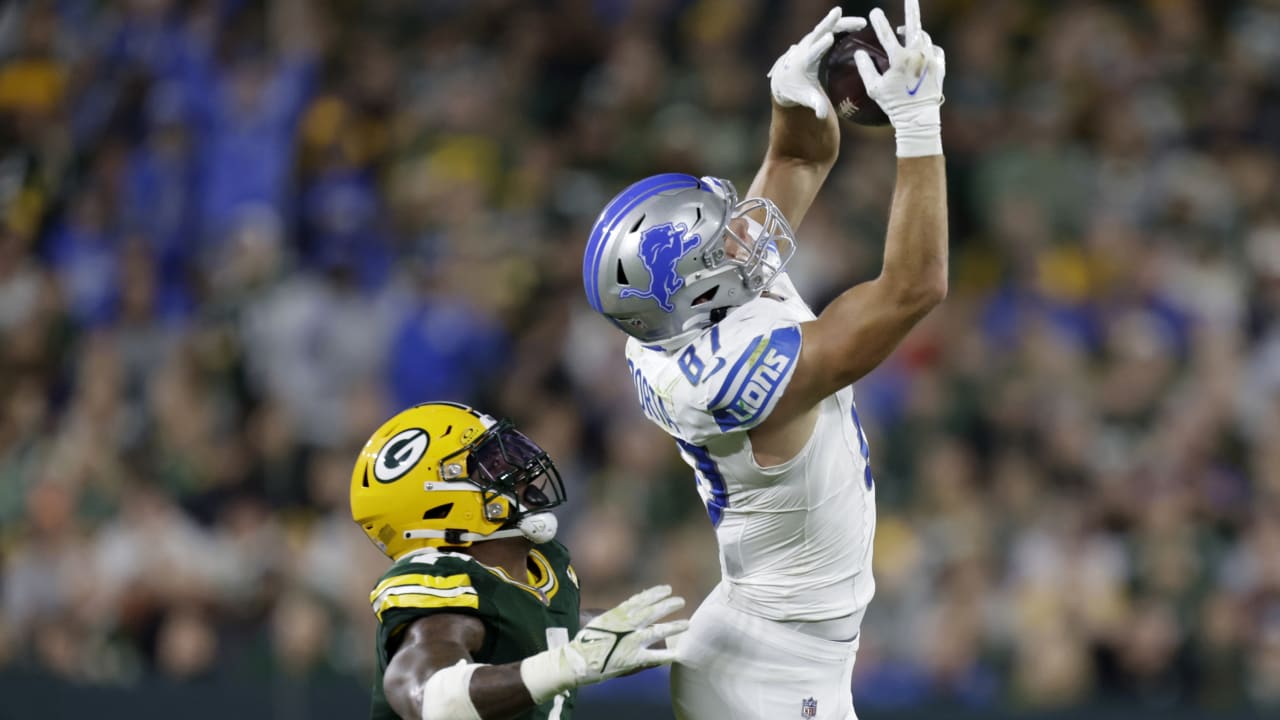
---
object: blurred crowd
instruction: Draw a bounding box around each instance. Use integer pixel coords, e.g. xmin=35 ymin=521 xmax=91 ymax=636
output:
xmin=2 ymin=0 xmax=1280 ymax=713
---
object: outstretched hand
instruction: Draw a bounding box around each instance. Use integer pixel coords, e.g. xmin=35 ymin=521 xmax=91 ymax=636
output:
xmin=570 ymin=584 xmax=688 ymax=679
xmin=520 ymin=585 xmax=689 ymax=704
xmin=768 ymin=7 xmax=868 ymax=120
xmin=855 ymin=0 xmax=945 ymax=157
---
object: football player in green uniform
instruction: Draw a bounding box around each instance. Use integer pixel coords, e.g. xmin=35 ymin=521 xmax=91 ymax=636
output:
xmin=351 ymin=402 xmax=688 ymax=720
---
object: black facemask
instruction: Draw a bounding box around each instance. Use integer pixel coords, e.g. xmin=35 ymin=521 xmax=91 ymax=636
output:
xmin=453 ymin=421 xmax=567 ymax=518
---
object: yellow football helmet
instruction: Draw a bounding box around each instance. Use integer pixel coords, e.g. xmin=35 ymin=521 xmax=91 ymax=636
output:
xmin=350 ymin=402 xmax=566 ymax=559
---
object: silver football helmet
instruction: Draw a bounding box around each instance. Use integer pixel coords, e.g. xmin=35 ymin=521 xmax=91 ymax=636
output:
xmin=583 ymin=174 xmax=796 ymax=346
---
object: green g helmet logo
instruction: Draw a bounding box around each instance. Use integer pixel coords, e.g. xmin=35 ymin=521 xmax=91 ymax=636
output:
xmin=373 ymin=428 xmax=430 ymax=483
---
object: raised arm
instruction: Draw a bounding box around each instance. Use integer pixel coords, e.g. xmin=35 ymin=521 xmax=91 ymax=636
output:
xmin=746 ymin=8 xmax=866 ymax=230
xmin=756 ymin=0 xmax=948 ymax=457
xmin=784 ymin=153 xmax=946 ymax=403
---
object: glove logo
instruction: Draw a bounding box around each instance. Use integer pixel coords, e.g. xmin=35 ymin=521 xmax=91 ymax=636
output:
xmin=906 ymin=66 xmax=928 ymax=96
xmin=620 ymin=222 xmax=701 ymax=313
xmin=374 ymin=428 xmax=430 ymax=483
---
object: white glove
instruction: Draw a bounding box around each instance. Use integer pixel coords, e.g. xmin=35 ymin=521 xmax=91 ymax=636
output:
xmin=768 ymin=7 xmax=868 ymax=120
xmin=855 ymin=0 xmax=946 ymax=157
xmin=520 ymin=585 xmax=688 ymax=704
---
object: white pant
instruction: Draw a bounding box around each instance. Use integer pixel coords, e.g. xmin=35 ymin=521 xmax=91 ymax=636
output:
xmin=670 ymin=585 xmax=860 ymax=720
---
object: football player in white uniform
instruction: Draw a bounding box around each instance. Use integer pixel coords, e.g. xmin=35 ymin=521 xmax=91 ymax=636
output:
xmin=580 ymin=2 xmax=947 ymax=718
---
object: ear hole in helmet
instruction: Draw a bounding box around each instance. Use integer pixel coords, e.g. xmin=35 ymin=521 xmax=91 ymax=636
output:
xmin=422 ymin=503 xmax=453 ymax=519
xmin=629 ymin=214 xmax=646 ymax=233
xmin=691 ymin=285 xmax=719 ymax=306
xmin=616 ymin=260 xmax=630 ymax=285
xmin=362 ymin=468 xmax=372 ymax=488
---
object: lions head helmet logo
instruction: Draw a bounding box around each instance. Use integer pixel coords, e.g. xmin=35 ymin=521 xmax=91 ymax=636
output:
xmin=620 ymin=222 xmax=702 ymax=313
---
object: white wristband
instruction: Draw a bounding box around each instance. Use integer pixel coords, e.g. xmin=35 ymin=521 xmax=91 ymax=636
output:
xmin=519 ymin=646 xmax=581 ymax=705
xmin=893 ymin=105 xmax=943 ymax=158
xmin=421 ymin=661 xmax=483 ymax=720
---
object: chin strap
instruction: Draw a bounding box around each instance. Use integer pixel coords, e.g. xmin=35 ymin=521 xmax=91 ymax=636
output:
xmin=515 ymin=512 xmax=558 ymax=543
xmin=403 ymin=512 xmax=558 ymax=545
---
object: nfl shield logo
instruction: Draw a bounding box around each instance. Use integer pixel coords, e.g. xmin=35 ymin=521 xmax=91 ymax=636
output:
xmin=801 ymin=697 xmax=818 ymax=718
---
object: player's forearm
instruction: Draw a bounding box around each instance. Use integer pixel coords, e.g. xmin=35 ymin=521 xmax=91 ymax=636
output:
xmin=747 ymin=102 xmax=840 ymax=230
xmin=386 ymin=588 xmax=685 ymax=720
xmin=765 ymin=101 xmax=841 ymax=167
xmin=878 ymin=154 xmax=948 ymax=313
xmin=470 ymin=665 xmax=539 ymax=719
xmin=855 ymin=1 xmax=946 ymax=310
xmin=385 ymin=659 xmax=537 ymax=720
xmin=385 ymin=638 xmax=540 ymax=720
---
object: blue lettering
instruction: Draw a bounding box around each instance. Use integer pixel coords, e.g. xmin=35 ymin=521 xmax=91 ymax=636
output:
xmin=678 ymin=345 xmax=705 ymax=385
xmin=724 ymin=348 xmax=791 ymax=422
xmin=850 ymin=402 xmax=874 ymax=489
xmin=628 ymin=360 xmax=678 ymax=433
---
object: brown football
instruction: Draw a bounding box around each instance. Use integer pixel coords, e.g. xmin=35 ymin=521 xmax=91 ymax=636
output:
xmin=820 ymin=28 xmax=891 ymax=126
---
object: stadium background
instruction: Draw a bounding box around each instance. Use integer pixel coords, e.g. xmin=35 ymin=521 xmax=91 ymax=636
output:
xmin=2 ymin=0 xmax=1279 ymax=717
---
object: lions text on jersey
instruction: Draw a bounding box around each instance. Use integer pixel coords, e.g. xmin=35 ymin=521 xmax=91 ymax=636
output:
xmin=625 ymin=273 xmax=877 ymax=625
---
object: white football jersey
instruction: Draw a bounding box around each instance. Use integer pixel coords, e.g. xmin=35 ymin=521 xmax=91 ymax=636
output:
xmin=626 ymin=273 xmax=876 ymax=624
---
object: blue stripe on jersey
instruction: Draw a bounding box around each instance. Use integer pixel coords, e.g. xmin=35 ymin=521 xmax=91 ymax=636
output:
xmin=707 ymin=333 xmax=765 ymax=408
xmin=676 ymin=439 xmax=728 ymax=527
xmin=849 ymin=402 xmax=874 ymax=489
xmin=710 ymin=326 xmax=802 ymax=432
xmin=583 ymin=173 xmax=706 ymax=313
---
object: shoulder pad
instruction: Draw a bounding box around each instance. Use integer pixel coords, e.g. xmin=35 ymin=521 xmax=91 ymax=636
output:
xmin=705 ymin=324 xmax=802 ymax=433
xmin=626 ymin=317 xmax=803 ymax=443
xmin=370 ymin=553 xmax=481 ymax=622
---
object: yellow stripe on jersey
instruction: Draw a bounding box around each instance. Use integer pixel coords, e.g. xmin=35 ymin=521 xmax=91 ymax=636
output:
xmin=484 ymin=566 xmax=547 ymax=603
xmin=368 ymin=573 xmax=473 ymax=605
xmin=528 ymin=550 xmax=558 ymax=600
xmin=372 ymin=583 xmax=476 ymax=608
xmin=482 ymin=550 xmax=560 ymax=604
xmin=527 ymin=554 xmax=546 ymax=586
xmin=565 ymin=564 xmax=579 ymax=589
xmin=376 ymin=591 xmax=479 ymax=621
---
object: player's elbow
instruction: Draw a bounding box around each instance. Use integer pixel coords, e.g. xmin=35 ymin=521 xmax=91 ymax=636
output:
xmin=881 ymin=267 xmax=947 ymax=319
xmin=916 ymin=269 xmax=948 ymax=310
xmin=383 ymin=664 xmax=419 ymax=718
xmin=384 ymin=652 xmax=435 ymax=719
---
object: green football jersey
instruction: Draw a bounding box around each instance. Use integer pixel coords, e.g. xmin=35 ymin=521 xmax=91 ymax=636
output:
xmin=368 ymin=541 xmax=581 ymax=720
